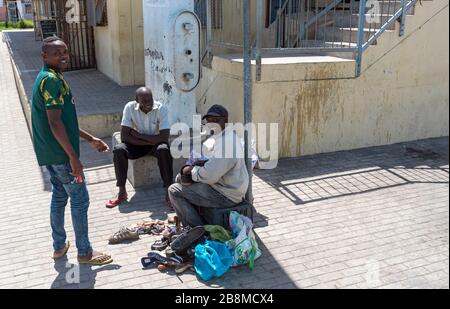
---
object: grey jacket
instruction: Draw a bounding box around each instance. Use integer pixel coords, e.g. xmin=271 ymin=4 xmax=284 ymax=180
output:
xmin=191 ymin=128 xmax=249 ymax=203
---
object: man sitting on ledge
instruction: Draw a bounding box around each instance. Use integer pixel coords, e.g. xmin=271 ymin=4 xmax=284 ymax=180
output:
xmin=106 ymin=87 xmax=174 ymax=209
xmin=168 ymin=105 xmax=249 ymax=227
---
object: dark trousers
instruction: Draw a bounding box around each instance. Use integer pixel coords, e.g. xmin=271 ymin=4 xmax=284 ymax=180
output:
xmin=113 ymin=143 xmax=174 ymax=188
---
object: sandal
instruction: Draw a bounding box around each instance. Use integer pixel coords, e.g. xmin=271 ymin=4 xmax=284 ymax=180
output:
xmin=142 ymin=252 xmax=183 ymax=268
xmin=151 ymin=238 xmax=170 ymax=251
xmin=52 ymin=241 xmax=70 ymax=260
xmin=162 ymin=225 xmax=178 ymax=239
xmin=109 ymin=227 xmax=139 ymax=244
xmin=78 ymin=253 xmax=113 ymax=266
xmin=106 ymin=195 xmax=128 ymax=209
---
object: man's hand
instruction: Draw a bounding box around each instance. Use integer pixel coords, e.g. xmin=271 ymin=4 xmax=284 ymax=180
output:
xmin=70 ymin=156 xmax=83 ymax=177
xmin=89 ymin=137 xmax=110 ymax=153
xmin=181 ymin=166 xmax=194 ymax=187
xmin=182 ymin=166 xmax=194 ymax=176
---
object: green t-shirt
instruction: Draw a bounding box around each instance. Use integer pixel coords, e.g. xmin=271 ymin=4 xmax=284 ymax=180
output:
xmin=31 ymin=65 xmax=80 ymax=166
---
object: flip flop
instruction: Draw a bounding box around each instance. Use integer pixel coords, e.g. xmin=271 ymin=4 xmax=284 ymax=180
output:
xmin=52 ymin=241 xmax=70 ymax=260
xmin=147 ymin=252 xmax=183 ymax=265
xmin=141 ymin=256 xmax=158 ymax=268
xmin=78 ymin=253 xmax=113 ymax=266
xmin=106 ymin=195 xmax=128 ymax=209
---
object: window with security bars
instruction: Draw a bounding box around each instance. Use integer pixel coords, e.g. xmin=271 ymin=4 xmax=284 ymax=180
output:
xmin=195 ymin=0 xmax=223 ymax=29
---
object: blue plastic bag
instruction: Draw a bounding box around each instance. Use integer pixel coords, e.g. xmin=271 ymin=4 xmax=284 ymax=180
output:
xmin=194 ymin=240 xmax=233 ymax=281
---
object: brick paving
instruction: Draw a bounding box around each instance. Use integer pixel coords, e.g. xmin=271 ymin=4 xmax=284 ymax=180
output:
xmin=0 ymin=31 xmax=449 ymax=289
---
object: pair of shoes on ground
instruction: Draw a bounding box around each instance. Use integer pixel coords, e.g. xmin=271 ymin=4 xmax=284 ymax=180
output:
xmin=151 ymin=223 xmax=187 ymax=251
xmin=141 ymin=252 xmax=194 ymax=274
xmin=53 ymin=242 xmax=113 ymax=266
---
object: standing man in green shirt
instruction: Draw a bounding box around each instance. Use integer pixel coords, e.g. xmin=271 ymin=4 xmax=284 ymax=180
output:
xmin=32 ymin=36 xmax=112 ymax=265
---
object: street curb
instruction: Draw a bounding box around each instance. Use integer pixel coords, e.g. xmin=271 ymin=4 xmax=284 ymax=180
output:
xmin=3 ymin=32 xmax=33 ymax=137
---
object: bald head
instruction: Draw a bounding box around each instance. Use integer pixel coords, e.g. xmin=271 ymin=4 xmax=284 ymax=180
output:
xmin=135 ymin=87 xmax=154 ymax=113
xmin=135 ymin=87 xmax=153 ymax=98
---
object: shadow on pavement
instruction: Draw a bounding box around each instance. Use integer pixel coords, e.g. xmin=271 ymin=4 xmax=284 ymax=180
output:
xmin=51 ymin=256 xmax=121 ymax=289
xmin=256 ymin=138 xmax=449 ymax=206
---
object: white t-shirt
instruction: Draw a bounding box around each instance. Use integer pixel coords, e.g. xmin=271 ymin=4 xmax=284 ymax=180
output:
xmin=121 ymin=101 xmax=170 ymax=136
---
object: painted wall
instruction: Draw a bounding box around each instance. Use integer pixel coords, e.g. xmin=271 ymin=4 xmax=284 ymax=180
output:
xmin=94 ymin=0 xmax=144 ymax=86
xmin=0 ymin=7 xmax=6 ymax=22
xmin=196 ymin=1 xmax=449 ymax=158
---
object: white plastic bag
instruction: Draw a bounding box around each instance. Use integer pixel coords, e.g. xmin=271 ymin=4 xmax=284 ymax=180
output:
xmin=226 ymin=211 xmax=261 ymax=269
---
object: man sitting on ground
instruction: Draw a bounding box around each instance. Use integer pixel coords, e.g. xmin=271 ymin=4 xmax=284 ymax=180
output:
xmin=106 ymin=87 xmax=174 ymax=209
xmin=168 ymin=105 xmax=249 ymax=227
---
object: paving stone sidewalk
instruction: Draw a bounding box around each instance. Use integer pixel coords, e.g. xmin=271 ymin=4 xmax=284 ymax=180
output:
xmin=0 ymin=31 xmax=449 ymax=289
xmin=3 ymin=30 xmax=137 ymax=117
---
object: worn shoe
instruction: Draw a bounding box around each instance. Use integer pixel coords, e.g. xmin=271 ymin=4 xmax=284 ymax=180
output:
xmin=108 ymin=227 xmax=139 ymax=244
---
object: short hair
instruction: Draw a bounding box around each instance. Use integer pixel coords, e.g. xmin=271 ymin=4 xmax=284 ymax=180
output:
xmin=42 ymin=36 xmax=65 ymax=53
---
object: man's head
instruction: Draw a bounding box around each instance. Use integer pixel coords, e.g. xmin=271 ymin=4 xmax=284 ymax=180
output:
xmin=135 ymin=87 xmax=154 ymax=114
xmin=203 ymin=105 xmax=229 ymax=132
xmin=42 ymin=36 xmax=69 ymax=71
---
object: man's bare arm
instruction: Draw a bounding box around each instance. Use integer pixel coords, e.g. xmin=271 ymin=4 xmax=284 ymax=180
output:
xmin=80 ymin=129 xmax=110 ymax=152
xmin=130 ymin=129 xmax=170 ymax=146
xmin=79 ymin=129 xmax=94 ymax=142
xmin=121 ymin=126 xmax=152 ymax=146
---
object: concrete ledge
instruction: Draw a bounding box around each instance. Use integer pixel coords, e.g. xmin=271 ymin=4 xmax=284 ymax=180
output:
xmin=212 ymin=53 xmax=356 ymax=82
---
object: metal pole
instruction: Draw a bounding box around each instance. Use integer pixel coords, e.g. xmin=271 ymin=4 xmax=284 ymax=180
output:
xmin=355 ymin=0 xmax=366 ymax=77
xmin=299 ymin=0 xmax=306 ymax=43
xmin=399 ymin=0 xmax=407 ymax=36
xmin=256 ymin=0 xmax=263 ymax=81
xmin=206 ymin=0 xmax=213 ymax=68
xmin=243 ymin=0 xmax=253 ymax=203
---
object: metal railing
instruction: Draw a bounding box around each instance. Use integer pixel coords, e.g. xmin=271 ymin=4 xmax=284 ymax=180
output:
xmin=198 ymin=0 xmax=419 ymax=77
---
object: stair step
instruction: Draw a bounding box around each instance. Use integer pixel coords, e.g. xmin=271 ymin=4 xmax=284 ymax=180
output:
xmin=317 ymin=26 xmax=395 ymax=45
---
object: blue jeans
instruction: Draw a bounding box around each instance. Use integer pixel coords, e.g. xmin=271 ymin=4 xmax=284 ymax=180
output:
xmin=46 ymin=164 xmax=92 ymax=257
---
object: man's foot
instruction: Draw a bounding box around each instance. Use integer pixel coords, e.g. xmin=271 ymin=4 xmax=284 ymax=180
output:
xmin=106 ymin=194 xmax=128 ymax=209
xmin=78 ymin=251 xmax=113 ymax=266
xmin=52 ymin=242 xmax=70 ymax=260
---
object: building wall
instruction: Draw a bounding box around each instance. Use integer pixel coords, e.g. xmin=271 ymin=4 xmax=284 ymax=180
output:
xmin=196 ymin=1 xmax=449 ymax=158
xmin=94 ymin=0 xmax=144 ymax=86
xmin=0 ymin=7 xmax=6 ymax=22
